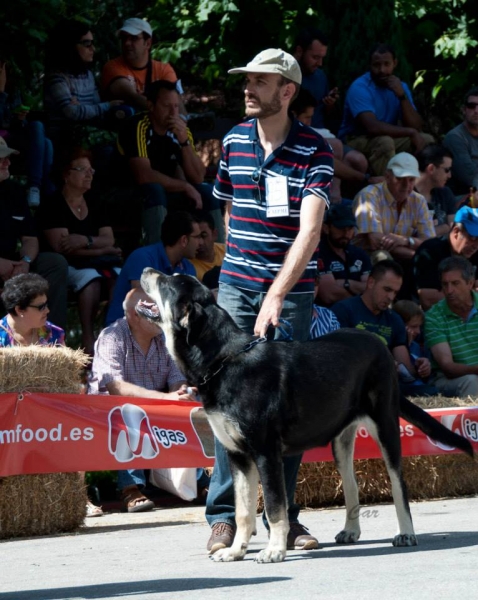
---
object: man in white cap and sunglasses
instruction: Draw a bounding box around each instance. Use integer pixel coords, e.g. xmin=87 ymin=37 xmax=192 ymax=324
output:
xmin=102 ymin=17 xmax=178 ymax=111
xmin=206 ymin=48 xmax=333 ymax=556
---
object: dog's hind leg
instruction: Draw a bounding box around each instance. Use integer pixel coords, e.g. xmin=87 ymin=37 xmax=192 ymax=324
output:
xmin=332 ymin=422 xmax=362 ymax=544
xmin=211 ymin=453 xmax=259 ymax=562
xmin=365 ymin=416 xmax=417 ymax=547
xmin=255 ymin=452 xmax=288 ymax=563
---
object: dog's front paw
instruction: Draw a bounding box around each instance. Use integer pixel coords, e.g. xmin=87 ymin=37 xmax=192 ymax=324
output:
xmin=255 ymin=547 xmax=286 ymax=563
xmin=335 ymin=529 xmax=360 ymax=544
xmin=210 ymin=547 xmax=246 ymax=562
xmin=392 ymin=534 xmax=418 ymax=547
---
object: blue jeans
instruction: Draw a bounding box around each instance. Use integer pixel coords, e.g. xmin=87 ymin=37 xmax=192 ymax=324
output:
xmin=118 ymin=468 xmax=209 ymax=492
xmin=205 ymin=283 xmax=313 ymax=529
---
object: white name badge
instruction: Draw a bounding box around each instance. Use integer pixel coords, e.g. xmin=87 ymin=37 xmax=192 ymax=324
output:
xmin=265 ymin=175 xmax=290 ymax=218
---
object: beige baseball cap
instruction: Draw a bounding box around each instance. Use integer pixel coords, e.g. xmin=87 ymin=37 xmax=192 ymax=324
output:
xmin=228 ymin=48 xmax=302 ymax=85
xmin=387 ymin=152 xmax=420 ymax=178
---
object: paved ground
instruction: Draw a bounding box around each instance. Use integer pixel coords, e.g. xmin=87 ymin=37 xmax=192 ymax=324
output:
xmin=1 ymin=495 xmax=477 ymax=600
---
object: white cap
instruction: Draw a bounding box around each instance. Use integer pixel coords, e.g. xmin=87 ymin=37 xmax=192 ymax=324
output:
xmin=228 ymin=48 xmax=302 ymax=85
xmin=0 ymin=137 xmax=19 ymax=158
xmin=117 ymin=18 xmax=153 ymax=37
xmin=387 ymin=152 xmax=420 ymax=178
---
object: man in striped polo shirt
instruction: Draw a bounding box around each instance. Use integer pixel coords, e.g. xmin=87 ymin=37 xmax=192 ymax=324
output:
xmin=425 ymin=256 xmax=478 ymax=397
xmin=206 ymin=48 xmax=334 ymax=555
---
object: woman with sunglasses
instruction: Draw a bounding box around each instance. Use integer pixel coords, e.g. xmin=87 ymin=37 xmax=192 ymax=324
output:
xmin=0 ymin=273 xmax=64 ymax=347
xmin=44 ymin=19 xmax=124 ymax=151
xmin=36 ymin=147 xmax=122 ymax=357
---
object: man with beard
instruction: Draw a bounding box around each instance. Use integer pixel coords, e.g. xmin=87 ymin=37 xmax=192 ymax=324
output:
xmin=339 ymin=43 xmax=433 ymax=176
xmin=316 ymin=203 xmax=371 ymax=306
xmin=206 ymin=48 xmax=333 ymax=555
xmin=444 ymin=87 xmax=478 ymax=198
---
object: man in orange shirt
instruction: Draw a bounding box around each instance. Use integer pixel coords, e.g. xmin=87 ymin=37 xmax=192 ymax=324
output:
xmin=102 ymin=18 xmax=178 ymax=111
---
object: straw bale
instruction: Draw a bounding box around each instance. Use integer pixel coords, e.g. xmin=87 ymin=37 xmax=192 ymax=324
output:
xmin=0 ymin=346 xmax=90 ymax=539
xmin=0 ymin=346 xmax=89 ymax=394
xmin=0 ymin=473 xmax=87 ymax=539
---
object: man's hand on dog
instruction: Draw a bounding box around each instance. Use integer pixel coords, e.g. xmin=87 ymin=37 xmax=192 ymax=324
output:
xmin=254 ymin=294 xmax=284 ymax=337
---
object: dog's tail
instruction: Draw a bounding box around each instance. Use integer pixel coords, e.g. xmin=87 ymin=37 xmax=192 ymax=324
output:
xmin=399 ymin=396 xmax=474 ymax=458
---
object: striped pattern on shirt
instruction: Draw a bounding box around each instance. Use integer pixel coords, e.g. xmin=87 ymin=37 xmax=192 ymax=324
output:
xmin=44 ymin=71 xmax=110 ymax=124
xmin=425 ymin=292 xmax=478 ymax=370
xmin=214 ymin=118 xmax=333 ymax=293
xmin=309 ymin=305 xmax=340 ymax=339
xmin=353 ymin=182 xmax=435 ymax=248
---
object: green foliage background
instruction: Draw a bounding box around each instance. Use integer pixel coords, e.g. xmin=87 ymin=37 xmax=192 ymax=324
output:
xmin=1 ymin=0 xmax=477 ymax=133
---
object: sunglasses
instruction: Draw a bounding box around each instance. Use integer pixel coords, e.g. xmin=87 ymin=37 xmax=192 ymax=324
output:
xmin=28 ymin=301 xmax=49 ymax=311
xmin=465 ymin=102 xmax=478 ymax=110
xmin=78 ymin=39 xmax=95 ymax=48
xmin=250 ymin=167 xmax=263 ymax=204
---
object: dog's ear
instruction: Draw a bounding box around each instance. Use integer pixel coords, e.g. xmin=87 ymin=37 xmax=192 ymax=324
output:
xmin=179 ymin=301 xmax=207 ymax=346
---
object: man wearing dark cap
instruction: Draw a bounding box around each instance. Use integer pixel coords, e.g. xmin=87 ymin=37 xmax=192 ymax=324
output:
xmin=414 ymin=205 xmax=478 ymax=310
xmin=316 ymin=204 xmax=372 ymax=306
xmin=102 ymin=18 xmax=178 ymax=111
xmin=207 ymin=48 xmax=333 ymax=558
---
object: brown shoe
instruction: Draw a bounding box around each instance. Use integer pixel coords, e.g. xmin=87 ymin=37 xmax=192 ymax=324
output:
xmin=207 ymin=522 xmax=236 ymax=554
xmin=121 ymin=485 xmax=155 ymax=513
xmin=287 ymin=522 xmax=320 ymax=550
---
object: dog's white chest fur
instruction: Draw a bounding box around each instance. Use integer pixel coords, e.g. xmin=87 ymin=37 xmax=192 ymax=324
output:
xmin=207 ymin=412 xmax=244 ymax=452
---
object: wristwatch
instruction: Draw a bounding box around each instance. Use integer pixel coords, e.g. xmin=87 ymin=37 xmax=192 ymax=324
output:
xmin=179 ymin=139 xmax=190 ymax=148
xmin=408 ymin=237 xmax=416 ymax=248
xmin=86 ymin=235 xmax=93 ymax=249
xmin=344 ymin=279 xmax=353 ymax=294
xmin=21 ymin=255 xmax=32 ymax=264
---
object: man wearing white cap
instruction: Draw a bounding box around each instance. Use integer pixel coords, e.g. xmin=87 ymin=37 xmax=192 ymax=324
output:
xmin=353 ymin=151 xmax=435 ymax=260
xmin=206 ymin=49 xmax=333 ymax=556
xmin=102 ymin=18 xmax=177 ymax=111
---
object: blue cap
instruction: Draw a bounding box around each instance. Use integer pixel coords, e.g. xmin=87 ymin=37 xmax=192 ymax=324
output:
xmin=454 ymin=206 xmax=478 ymax=236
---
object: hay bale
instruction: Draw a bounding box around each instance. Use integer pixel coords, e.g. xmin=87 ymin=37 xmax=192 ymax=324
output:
xmin=0 ymin=346 xmax=90 ymax=539
xmin=257 ymin=395 xmax=478 ymax=511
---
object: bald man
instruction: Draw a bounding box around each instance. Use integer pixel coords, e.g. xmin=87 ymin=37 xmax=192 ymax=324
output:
xmin=90 ymin=287 xmax=196 ymax=512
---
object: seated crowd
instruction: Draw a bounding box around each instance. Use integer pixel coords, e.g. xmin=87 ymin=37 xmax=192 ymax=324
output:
xmin=2 ymin=18 xmax=478 ymax=519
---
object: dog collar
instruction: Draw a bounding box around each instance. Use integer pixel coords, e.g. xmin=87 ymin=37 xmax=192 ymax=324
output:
xmin=200 ymin=336 xmax=268 ymax=385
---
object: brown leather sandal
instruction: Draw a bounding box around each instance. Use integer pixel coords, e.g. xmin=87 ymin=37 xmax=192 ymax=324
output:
xmin=121 ymin=485 xmax=155 ymax=513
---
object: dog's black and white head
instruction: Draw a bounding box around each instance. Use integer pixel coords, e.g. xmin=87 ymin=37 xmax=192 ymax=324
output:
xmin=137 ymin=268 xmax=217 ymax=365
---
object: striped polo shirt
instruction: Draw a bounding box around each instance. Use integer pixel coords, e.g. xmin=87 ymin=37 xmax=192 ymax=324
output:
xmin=214 ymin=118 xmax=333 ymax=293
xmin=425 ymin=291 xmax=478 ymax=371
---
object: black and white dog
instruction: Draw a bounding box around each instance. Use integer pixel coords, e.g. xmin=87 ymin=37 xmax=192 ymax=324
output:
xmin=138 ymin=268 xmax=474 ymax=563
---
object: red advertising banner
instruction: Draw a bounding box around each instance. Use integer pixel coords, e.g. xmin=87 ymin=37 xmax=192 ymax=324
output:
xmin=0 ymin=392 xmax=477 ymax=476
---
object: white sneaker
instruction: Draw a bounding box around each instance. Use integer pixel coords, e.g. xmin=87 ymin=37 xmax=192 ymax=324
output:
xmin=27 ymin=187 xmax=40 ymax=208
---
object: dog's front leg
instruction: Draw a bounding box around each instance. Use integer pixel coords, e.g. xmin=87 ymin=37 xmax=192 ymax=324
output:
xmin=255 ymin=453 xmax=288 ymax=563
xmin=211 ymin=455 xmax=258 ymax=562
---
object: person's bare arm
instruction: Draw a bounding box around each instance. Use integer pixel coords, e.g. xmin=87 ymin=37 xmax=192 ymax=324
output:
xmin=316 ymin=273 xmax=367 ymax=305
xmin=356 ymin=111 xmax=425 ymax=151
xmin=167 ymin=116 xmax=205 ymax=184
xmin=107 ymin=78 xmax=148 ymax=111
xmin=106 ymin=379 xmax=196 ymax=401
xmin=418 ymin=288 xmax=444 ymax=311
xmin=430 ymin=341 xmax=478 ymax=379
xmin=254 ymin=195 xmax=326 ymax=336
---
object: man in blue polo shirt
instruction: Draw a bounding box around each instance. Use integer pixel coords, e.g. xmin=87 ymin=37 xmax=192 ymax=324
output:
xmin=338 ymin=43 xmax=433 ymax=176
xmin=105 ymin=211 xmax=202 ymax=324
xmin=206 ymin=48 xmax=333 ymax=556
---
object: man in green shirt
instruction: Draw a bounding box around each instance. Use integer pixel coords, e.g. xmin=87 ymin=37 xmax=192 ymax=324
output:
xmin=425 ymin=255 xmax=478 ymax=396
